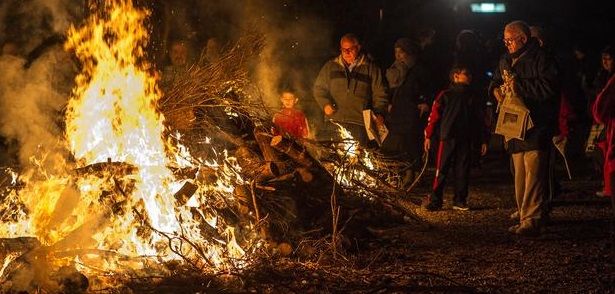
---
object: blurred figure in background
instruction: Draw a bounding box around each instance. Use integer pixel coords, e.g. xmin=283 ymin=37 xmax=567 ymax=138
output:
xmin=204 ymin=37 xmax=222 ymax=64
xmin=161 ymin=39 xmax=191 ymax=90
xmin=593 ymin=74 xmax=615 ymax=203
xmin=591 ymin=46 xmax=615 ymax=197
xmin=382 ymin=38 xmax=428 ymax=168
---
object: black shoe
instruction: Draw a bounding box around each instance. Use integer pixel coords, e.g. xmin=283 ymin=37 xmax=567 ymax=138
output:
xmin=421 ymin=196 xmax=442 ymax=211
xmin=423 ymin=201 xmax=442 ymax=211
xmin=452 ymin=202 xmax=470 ymax=211
xmin=515 ymin=222 xmax=541 ymax=237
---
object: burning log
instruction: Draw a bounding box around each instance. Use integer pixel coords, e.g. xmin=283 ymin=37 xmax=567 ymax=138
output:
xmin=254 ymin=129 xmax=286 ymax=171
xmin=270 ymin=135 xmax=315 ymax=169
xmin=235 ymin=146 xmax=279 ymax=182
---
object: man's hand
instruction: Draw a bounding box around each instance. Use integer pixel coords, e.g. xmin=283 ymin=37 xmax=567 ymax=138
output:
xmin=553 ymin=135 xmax=565 ymax=144
xmin=423 ymin=138 xmax=431 ymax=152
xmin=493 ymin=88 xmax=504 ymax=103
xmin=480 ymin=143 xmax=488 ymax=156
xmin=418 ymin=103 xmax=429 ymax=117
xmin=324 ymin=104 xmax=336 ymax=116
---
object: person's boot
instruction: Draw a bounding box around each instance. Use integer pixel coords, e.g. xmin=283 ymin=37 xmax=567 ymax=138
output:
xmin=421 ymin=195 xmax=442 ymax=211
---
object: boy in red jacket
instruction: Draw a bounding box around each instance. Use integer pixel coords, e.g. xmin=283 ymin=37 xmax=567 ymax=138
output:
xmin=422 ymin=65 xmax=489 ymax=211
xmin=273 ymin=90 xmax=309 ymax=139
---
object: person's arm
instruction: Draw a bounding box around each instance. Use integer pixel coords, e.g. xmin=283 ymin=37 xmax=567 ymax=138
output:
xmin=593 ymin=74 xmax=615 ymax=124
xmin=488 ymin=58 xmax=505 ymax=103
xmin=313 ymin=61 xmax=336 ymax=115
xmin=415 ymin=65 xmax=431 ymax=116
xmin=385 ymin=61 xmax=408 ymax=88
xmin=512 ymin=53 xmax=559 ymax=102
xmin=424 ymin=90 xmax=446 ymax=151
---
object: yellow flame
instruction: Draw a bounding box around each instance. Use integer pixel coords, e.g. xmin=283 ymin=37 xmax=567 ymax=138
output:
xmin=0 ymin=0 xmax=255 ymax=280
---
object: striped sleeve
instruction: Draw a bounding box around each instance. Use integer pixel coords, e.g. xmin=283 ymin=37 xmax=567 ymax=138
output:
xmin=424 ymin=90 xmax=446 ymax=139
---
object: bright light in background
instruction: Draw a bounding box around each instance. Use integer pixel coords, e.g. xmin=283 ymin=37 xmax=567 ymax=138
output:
xmin=471 ymin=3 xmax=506 ymax=13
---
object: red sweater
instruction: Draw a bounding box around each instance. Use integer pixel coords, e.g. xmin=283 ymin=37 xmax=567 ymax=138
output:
xmin=273 ymin=108 xmax=309 ymax=139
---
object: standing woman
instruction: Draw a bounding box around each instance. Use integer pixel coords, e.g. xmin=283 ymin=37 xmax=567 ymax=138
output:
xmin=382 ymin=38 xmax=430 ymax=185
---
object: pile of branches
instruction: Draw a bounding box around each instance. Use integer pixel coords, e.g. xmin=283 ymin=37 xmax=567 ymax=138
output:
xmin=158 ymin=29 xmax=425 ymax=252
xmin=0 ymin=29 xmax=427 ymax=293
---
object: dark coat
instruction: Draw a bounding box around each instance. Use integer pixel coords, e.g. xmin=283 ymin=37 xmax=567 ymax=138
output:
xmin=380 ymin=64 xmax=428 ymax=159
xmin=489 ymin=39 xmax=560 ymax=153
xmin=386 ymin=64 xmax=428 ymax=129
xmin=425 ymin=84 xmax=489 ymax=145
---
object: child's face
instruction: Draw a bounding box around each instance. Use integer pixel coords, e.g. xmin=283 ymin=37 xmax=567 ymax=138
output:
xmin=453 ymin=70 xmax=472 ymax=85
xmin=280 ymin=92 xmax=298 ymax=108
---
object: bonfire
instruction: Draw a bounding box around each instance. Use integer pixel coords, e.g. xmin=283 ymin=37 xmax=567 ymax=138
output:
xmin=0 ymin=0 xmax=421 ymax=292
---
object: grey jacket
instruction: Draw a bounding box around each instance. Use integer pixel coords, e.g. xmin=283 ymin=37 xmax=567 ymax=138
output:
xmin=313 ymin=54 xmax=388 ymax=125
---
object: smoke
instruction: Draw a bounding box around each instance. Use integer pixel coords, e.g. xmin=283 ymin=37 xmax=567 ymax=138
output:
xmin=0 ymin=0 xmax=80 ymax=53
xmin=155 ymin=1 xmax=333 ymax=125
xmin=0 ymin=0 xmax=80 ymax=169
xmin=239 ymin=2 xmax=333 ymax=114
xmin=0 ymin=47 xmax=75 ymax=170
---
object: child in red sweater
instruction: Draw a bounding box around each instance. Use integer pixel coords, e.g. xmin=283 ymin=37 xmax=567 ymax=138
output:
xmin=273 ymin=90 xmax=309 ymax=139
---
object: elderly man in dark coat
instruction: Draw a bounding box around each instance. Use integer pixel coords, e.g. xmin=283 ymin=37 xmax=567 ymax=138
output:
xmin=489 ymin=20 xmax=560 ymax=236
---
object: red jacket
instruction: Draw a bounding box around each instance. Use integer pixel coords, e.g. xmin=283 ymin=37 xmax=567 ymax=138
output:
xmin=593 ymin=75 xmax=615 ymax=195
xmin=273 ymin=108 xmax=309 ymax=139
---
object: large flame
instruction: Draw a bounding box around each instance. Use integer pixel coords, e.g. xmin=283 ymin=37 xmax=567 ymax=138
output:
xmin=0 ymin=0 xmax=254 ymax=285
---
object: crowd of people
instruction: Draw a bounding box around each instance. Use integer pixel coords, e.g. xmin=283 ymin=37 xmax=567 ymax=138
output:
xmin=268 ymin=20 xmax=614 ymax=237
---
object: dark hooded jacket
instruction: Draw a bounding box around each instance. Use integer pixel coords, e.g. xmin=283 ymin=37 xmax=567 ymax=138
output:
xmin=425 ymin=84 xmax=489 ymax=145
xmin=488 ymin=38 xmax=560 ymax=153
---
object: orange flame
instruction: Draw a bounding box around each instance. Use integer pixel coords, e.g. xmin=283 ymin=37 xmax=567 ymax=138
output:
xmin=0 ymin=0 xmax=255 ymax=280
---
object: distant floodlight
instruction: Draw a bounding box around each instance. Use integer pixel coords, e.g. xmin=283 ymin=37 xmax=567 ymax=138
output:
xmin=471 ymin=3 xmax=506 ymax=13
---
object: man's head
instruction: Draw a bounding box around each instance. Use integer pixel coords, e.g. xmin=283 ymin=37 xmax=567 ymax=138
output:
xmin=340 ymin=33 xmax=361 ymax=65
xmin=503 ymin=21 xmax=530 ymax=54
xmin=394 ymin=38 xmax=419 ymax=66
xmin=450 ymin=65 xmax=472 ymax=85
xmin=205 ymin=38 xmax=221 ymax=62
xmin=1 ymin=41 xmax=18 ymax=56
xmin=601 ymin=46 xmax=615 ymax=73
xmin=169 ymin=40 xmax=189 ymax=66
xmin=280 ymin=91 xmax=298 ymax=109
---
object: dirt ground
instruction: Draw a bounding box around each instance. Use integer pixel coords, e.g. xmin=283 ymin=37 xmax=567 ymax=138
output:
xmin=224 ymin=154 xmax=615 ymax=293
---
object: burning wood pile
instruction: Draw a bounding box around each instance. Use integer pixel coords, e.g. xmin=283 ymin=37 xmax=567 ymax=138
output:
xmin=0 ymin=0 xmax=421 ymax=292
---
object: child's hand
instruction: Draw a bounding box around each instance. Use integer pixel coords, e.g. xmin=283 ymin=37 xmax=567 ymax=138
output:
xmin=423 ymin=138 xmax=431 ymax=152
xmin=417 ymin=103 xmax=429 ymax=117
xmin=481 ymin=143 xmax=488 ymax=156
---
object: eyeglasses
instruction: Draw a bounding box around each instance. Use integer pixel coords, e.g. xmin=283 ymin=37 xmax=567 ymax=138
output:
xmin=341 ymin=46 xmax=358 ymax=53
xmin=503 ymin=36 xmax=522 ymax=45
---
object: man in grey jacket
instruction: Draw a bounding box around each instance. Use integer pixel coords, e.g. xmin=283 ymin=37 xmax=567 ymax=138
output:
xmin=313 ymin=33 xmax=388 ymax=146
